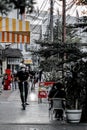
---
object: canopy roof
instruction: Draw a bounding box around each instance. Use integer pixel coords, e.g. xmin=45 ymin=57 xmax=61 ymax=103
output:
xmin=0 ymin=17 xmax=30 ymax=44
xmin=4 ymin=48 xmax=23 ymax=58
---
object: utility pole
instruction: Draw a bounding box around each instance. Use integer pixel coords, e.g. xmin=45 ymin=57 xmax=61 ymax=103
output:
xmin=39 ymin=26 xmax=42 ymax=40
xmin=49 ymin=0 xmax=53 ymax=42
xmin=57 ymin=9 xmax=59 ymax=41
xmin=62 ymin=0 xmax=66 ymax=43
xmin=17 ymin=9 xmax=19 ymax=49
xmin=62 ymin=0 xmax=66 ymax=85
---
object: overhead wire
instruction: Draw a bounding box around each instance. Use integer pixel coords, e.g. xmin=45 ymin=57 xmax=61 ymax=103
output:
xmin=55 ymin=0 xmax=78 ymax=16
xmin=0 ymin=1 xmax=84 ymax=31
xmin=30 ymin=0 xmax=84 ymax=41
xmin=25 ymin=0 xmax=49 ymax=32
xmin=30 ymin=3 xmax=46 ymax=23
xmin=54 ymin=0 xmax=62 ymax=7
xmin=31 ymin=0 xmax=49 ymax=32
xmin=31 ymin=12 xmax=48 ymax=33
xmin=31 ymin=12 xmax=48 ymax=38
xmin=65 ymin=2 xmax=85 ymax=40
xmin=32 ymin=0 xmax=77 ymax=37
xmin=0 ymin=0 xmax=48 ymax=31
xmin=66 ymin=0 xmax=75 ymax=6
xmin=66 ymin=5 xmax=84 ymax=22
xmin=30 ymin=0 xmax=77 ymax=34
xmin=66 ymin=0 xmax=76 ymax=11
xmin=53 ymin=0 xmax=80 ymax=40
xmin=66 ymin=0 xmax=78 ymax=22
xmin=43 ymin=0 xmax=63 ymax=38
xmin=26 ymin=0 xmax=47 ymax=23
xmin=53 ymin=1 xmax=64 ymax=35
xmin=31 ymin=0 xmax=49 ymax=25
xmin=66 ymin=6 xmax=78 ymax=22
xmin=31 ymin=14 xmax=48 ymax=33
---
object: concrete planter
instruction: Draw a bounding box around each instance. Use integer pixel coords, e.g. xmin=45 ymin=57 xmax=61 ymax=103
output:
xmin=66 ymin=109 xmax=82 ymax=123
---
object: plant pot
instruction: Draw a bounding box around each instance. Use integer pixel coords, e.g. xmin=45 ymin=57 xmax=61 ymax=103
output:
xmin=66 ymin=109 xmax=82 ymax=123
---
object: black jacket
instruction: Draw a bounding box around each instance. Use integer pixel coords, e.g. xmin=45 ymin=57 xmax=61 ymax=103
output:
xmin=48 ymin=88 xmax=66 ymax=99
xmin=16 ymin=70 xmax=29 ymax=82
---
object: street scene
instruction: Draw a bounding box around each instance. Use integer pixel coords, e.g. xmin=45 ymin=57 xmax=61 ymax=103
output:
xmin=0 ymin=0 xmax=87 ymax=130
xmin=0 ymin=82 xmax=50 ymax=124
xmin=0 ymin=82 xmax=87 ymax=130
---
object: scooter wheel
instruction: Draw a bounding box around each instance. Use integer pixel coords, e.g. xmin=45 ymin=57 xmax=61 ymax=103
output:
xmin=22 ymin=104 xmax=26 ymax=110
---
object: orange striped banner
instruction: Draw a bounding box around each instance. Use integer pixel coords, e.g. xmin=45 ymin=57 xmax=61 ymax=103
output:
xmin=0 ymin=17 xmax=30 ymax=44
xmin=0 ymin=32 xmax=30 ymax=43
xmin=2 ymin=32 xmax=4 ymax=42
xmin=7 ymin=32 xmax=9 ymax=42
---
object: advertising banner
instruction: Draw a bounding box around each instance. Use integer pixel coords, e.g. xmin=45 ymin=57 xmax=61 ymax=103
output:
xmin=38 ymin=82 xmax=55 ymax=99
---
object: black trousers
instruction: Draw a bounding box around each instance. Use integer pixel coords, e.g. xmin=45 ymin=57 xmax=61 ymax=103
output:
xmin=18 ymin=81 xmax=28 ymax=104
xmin=55 ymin=109 xmax=63 ymax=118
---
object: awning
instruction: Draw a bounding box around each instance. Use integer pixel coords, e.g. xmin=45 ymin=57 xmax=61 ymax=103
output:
xmin=0 ymin=17 xmax=30 ymax=43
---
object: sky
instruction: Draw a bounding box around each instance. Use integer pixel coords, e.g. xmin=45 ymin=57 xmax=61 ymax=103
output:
xmin=7 ymin=0 xmax=87 ymax=19
xmin=34 ymin=0 xmax=87 ymax=17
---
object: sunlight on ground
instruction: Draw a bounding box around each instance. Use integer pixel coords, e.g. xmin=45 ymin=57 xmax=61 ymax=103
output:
xmin=29 ymin=92 xmax=37 ymax=101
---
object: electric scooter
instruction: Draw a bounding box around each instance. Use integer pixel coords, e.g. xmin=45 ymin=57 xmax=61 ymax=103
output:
xmin=22 ymin=81 xmax=26 ymax=110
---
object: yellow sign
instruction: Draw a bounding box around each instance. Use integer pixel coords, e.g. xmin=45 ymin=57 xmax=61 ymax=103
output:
xmin=24 ymin=59 xmax=32 ymax=64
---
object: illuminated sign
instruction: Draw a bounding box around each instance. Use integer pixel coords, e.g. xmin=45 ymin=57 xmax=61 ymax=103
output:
xmin=24 ymin=59 xmax=32 ymax=64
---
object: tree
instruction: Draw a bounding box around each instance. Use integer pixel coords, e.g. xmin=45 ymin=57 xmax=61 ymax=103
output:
xmin=32 ymin=18 xmax=81 ymax=81
xmin=0 ymin=0 xmax=35 ymax=15
xmin=29 ymin=15 xmax=87 ymax=122
xmin=66 ymin=24 xmax=81 ymax=43
xmin=53 ymin=19 xmax=62 ymax=42
xmin=79 ymin=16 xmax=87 ymax=33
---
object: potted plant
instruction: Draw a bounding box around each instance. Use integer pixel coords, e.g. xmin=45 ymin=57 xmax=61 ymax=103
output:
xmin=65 ymin=60 xmax=86 ymax=123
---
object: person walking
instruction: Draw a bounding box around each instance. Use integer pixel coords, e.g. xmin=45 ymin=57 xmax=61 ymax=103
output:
xmin=38 ymin=69 xmax=43 ymax=82
xmin=16 ymin=64 xmax=29 ymax=110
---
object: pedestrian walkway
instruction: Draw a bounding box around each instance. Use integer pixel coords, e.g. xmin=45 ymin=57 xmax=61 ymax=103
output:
xmin=0 ymin=83 xmax=51 ymax=124
xmin=0 ymin=90 xmax=12 ymax=102
xmin=0 ymin=83 xmax=87 ymax=130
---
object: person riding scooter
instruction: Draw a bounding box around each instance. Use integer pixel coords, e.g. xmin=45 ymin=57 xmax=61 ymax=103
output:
xmin=16 ymin=64 xmax=29 ymax=110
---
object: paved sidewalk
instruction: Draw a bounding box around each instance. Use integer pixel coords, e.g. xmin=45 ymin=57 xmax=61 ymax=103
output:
xmin=0 ymin=124 xmax=87 ymax=130
xmin=0 ymin=83 xmax=87 ymax=129
xmin=0 ymin=90 xmax=12 ymax=101
xmin=0 ymin=83 xmax=51 ymax=124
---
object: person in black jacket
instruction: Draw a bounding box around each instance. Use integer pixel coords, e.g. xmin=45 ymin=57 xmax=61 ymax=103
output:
xmin=16 ymin=65 xmax=29 ymax=110
xmin=48 ymin=82 xmax=66 ymax=120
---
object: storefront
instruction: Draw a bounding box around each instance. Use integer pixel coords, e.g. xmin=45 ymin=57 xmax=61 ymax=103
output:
xmin=0 ymin=16 xmax=30 ymax=73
